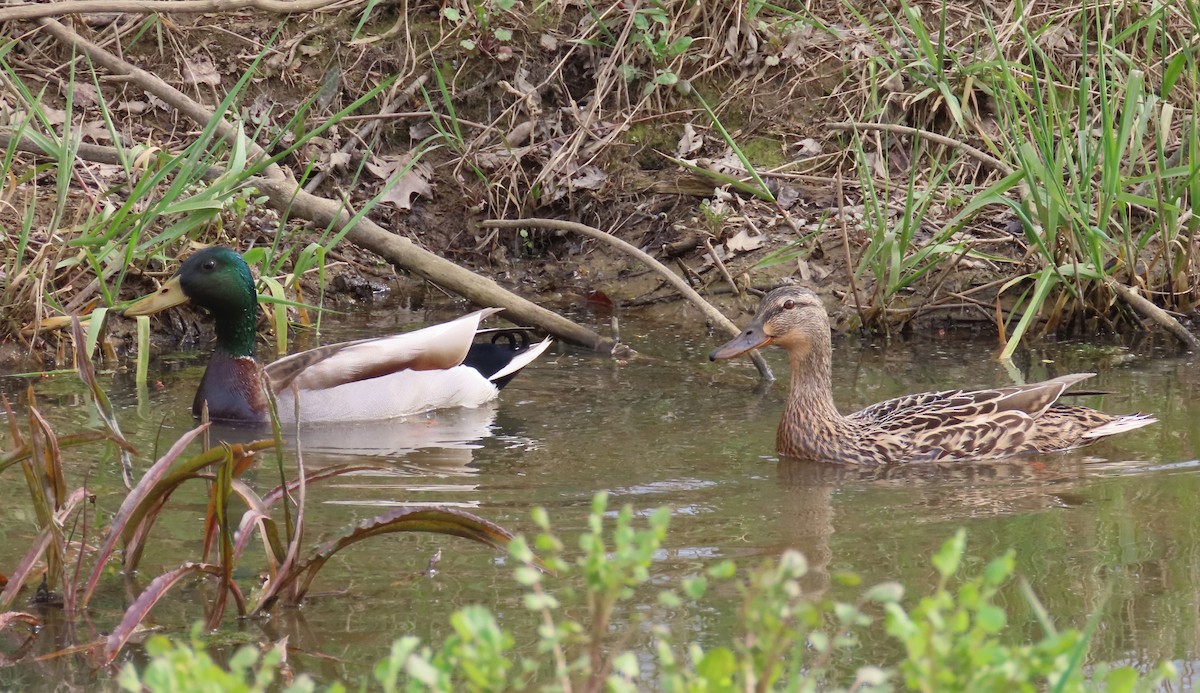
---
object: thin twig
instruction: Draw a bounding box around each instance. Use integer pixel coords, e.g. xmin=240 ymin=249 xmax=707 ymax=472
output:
xmin=703 ymin=236 xmax=740 ymax=297
xmin=835 ymin=170 xmax=865 ymax=326
xmin=827 ymin=121 xmax=1013 ymax=176
xmin=303 ymin=74 xmax=429 ymax=194
xmin=1105 ymin=277 xmax=1200 ymax=351
xmin=1 ymin=0 xmax=358 ymax=22
xmin=484 ymin=218 xmax=775 ymax=382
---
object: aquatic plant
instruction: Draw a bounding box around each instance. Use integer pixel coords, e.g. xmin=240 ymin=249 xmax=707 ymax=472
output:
xmin=118 ymin=496 xmax=1175 ymax=692
xmin=0 ymin=325 xmax=520 ymax=666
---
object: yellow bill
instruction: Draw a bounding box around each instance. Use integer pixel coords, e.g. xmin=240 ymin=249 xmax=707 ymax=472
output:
xmin=124 ymin=275 xmax=189 ymax=316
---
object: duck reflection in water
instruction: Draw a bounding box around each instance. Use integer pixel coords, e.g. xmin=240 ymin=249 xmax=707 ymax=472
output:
xmin=771 ymin=450 xmax=1150 ymax=599
xmin=200 ymin=402 xmax=506 ymax=477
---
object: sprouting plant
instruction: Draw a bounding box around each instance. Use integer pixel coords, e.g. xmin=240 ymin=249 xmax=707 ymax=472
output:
xmin=442 ymin=0 xmax=517 ymax=53
xmin=119 ymin=504 xmax=1177 ymax=691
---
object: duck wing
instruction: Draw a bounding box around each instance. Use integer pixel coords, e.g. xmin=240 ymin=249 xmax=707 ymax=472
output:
xmin=849 ymin=373 xmax=1099 ymax=461
xmin=265 ymin=308 xmax=502 ymax=393
xmin=852 ymin=373 xmax=1096 ymax=430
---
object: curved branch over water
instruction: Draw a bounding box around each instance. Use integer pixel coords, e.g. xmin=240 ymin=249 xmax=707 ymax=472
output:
xmin=484 ymin=218 xmax=775 ymax=382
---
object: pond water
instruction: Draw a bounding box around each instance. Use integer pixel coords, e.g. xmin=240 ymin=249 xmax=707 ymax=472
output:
xmin=1 ymin=299 xmax=1198 ymax=688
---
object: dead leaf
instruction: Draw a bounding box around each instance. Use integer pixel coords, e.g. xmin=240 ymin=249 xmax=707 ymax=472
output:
xmin=147 ymin=95 xmax=171 ymax=112
xmin=327 ymin=151 xmax=350 ymax=169
xmin=72 ymin=83 xmax=99 ymax=109
xmin=724 ymin=227 xmax=765 ymax=254
xmin=676 ymin=123 xmax=703 ymax=157
xmin=506 ymin=121 xmax=535 ymax=146
xmin=379 ymin=157 xmax=433 ymax=210
xmin=539 ymin=34 xmax=558 ymax=51
xmin=182 ymin=54 xmax=221 ymax=87
xmin=80 ymin=120 xmax=111 ymax=143
xmin=568 ymin=165 xmax=607 ymax=191
xmin=794 ymin=138 xmax=821 ymax=157
xmin=409 ymin=122 xmax=436 ymax=140
xmin=476 ymin=145 xmax=534 ymax=170
xmin=117 ymin=100 xmax=148 ymax=115
xmin=707 ymin=149 xmax=747 ymax=177
xmin=42 ymin=106 xmax=66 ymax=126
xmin=776 ymin=185 xmax=800 ymax=210
xmin=366 ymin=156 xmax=400 ymax=180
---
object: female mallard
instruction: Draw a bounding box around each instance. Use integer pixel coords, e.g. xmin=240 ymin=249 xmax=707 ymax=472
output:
xmin=125 ymin=246 xmax=551 ymax=425
xmin=710 ymin=286 xmax=1155 ymax=465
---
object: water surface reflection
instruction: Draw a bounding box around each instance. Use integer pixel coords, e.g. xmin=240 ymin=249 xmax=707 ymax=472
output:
xmin=1 ymin=310 xmax=1197 ymax=687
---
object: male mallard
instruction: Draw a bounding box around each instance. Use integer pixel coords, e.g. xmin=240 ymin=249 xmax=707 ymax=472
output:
xmin=710 ymin=286 xmax=1155 ymax=465
xmin=125 ymin=246 xmax=551 ymax=425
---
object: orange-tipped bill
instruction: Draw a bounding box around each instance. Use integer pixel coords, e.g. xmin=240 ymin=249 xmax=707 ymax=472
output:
xmin=710 ymin=323 xmax=772 ymax=361
xmin=124 ymin=275 xmax=189 ymax=316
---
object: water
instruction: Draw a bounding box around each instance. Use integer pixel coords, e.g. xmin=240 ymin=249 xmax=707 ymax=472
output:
xmin=1 ymin=303 xmax=1198 ymax=687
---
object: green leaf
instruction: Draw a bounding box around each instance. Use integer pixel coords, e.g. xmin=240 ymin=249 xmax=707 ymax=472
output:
xmin=932 ymin=529 xmax=966 ymax=578
xmin=809 ymin=631 xmax=829 ymax=652
xmin=1103 ymin=665 xmax=1138 ymax=693
xmin=696 ymin=647 xmax=736 ymax=683
xmin=983 ymin=552 xmax=1015 ymax=586
xmin=1161 ymin=53 xmax=1187 ymax=97
xmin=530 ymin=506 xmax=549 ymax=530
xmin=707 ymin=560 xmax=736 ymax=580
xmin=976 ymin=604 xmax=1006 ymax=633
xmin=682 ymin=576 xmax=707 ymax=599
xmin=865 ymin=581 xmax=905 ymax=603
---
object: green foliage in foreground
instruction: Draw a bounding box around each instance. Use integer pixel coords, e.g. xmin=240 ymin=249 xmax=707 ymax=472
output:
xmin=120 ymin=494 xmax=1176 ymax=693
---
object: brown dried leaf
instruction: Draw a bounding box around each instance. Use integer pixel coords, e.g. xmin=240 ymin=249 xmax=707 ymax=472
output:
xmin=676 ymin=123 xmax=703 ymax=157
xmin=81 ymin=120 xmax=111 ymax=143
xmin=568 ymin=165 xmax=607 ymax=191
xmin=72 ymin=83 xmax=99 ymax=109
xmin=506 ymin=120 xmax=535 ymax=146
xmin=725 ymin=228 xmax=765 ymax=254
xmin=181 ymin=53 xmax=221 ymax=86
xmin=379 ymin=156 xmax=433 ymax=210
xmin=327 ymin=151 xmax=350 ymax=169
xmin=42 ymin=106 xmax=66 ymax=126
xmin=117 ymin=100 xmax=148 ymax=115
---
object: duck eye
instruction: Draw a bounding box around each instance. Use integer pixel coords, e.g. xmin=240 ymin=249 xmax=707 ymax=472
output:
xmin=201 ymin=260 xmax=217 ymax=271
xmin=782 ymin=300 xmax=796 ymax=310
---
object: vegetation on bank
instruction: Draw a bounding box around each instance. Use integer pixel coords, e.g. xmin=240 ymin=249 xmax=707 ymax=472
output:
xmin=0 ymin=0 xmax=1195 ymax=687
xmin=1 ymin=0 xmax=1198 ymax=361
xmin=118 ymin=495 xmax=1175 ymax=692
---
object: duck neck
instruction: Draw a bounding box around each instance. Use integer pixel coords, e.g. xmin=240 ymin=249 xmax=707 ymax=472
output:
xmin=212 ymin=303 xmax=258 ymax=358
xmin=777 ymin=333 xmax=850 ymax=458
xmin=785 ymin=342 xmax=842 ymax=421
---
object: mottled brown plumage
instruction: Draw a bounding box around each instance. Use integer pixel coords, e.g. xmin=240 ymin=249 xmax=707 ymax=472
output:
xmin=711 ymin=286 xmax=1155 ymax=465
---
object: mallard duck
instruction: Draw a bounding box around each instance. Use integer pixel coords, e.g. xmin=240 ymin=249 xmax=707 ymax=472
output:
xmin=710 ymin=286 xmax=1155 ymax=465
xmin=124 ymin=246 xmax=552 ymax=425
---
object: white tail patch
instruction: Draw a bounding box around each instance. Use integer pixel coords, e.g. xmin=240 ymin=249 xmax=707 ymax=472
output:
xmin=488 ymin=337 xmax=553 ymax=382
xmin=1082 ymin=414 xmax=1158 ymax=439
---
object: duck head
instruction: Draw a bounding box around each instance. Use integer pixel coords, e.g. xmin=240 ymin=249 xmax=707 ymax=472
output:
xmin=125 ymin=247 xmax=257 ymax=317
xmin=125 ymin=246 xmax=259 ymax=357
xmin=709 ymin=286 xmax=829 ymax=361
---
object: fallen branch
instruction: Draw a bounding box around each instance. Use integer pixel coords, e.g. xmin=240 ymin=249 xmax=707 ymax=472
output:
xmin=827 ymin=122 xmax=1013 ymax=176
xmin=28 ymin=18 xmax=613 ymax=352
xmin=483 ymin=218 xmax=775 ymax=382
xmin=1105 ymin=277 xmax=1200 ymax=351
xmin=1 ymin=0 xmax=356 ymax=22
